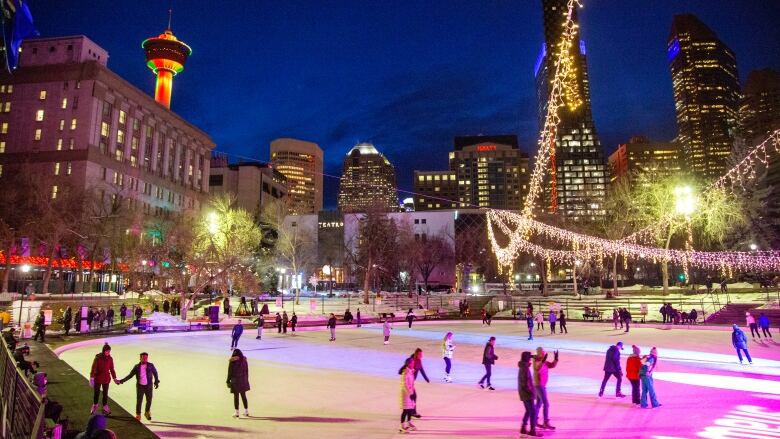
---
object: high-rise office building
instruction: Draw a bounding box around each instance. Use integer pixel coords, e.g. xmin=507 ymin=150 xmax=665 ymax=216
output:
xmin=608 ymin=136 xmax=682 ymax=184
xmin=0 ymin=36 xmax=214 ymax=217
xmin=740 ymin=69 xmax=780 ymax=146
xmin=270 ymin=138 xmax=323 ymax=215
xmin=208 ymin=153 xmax=288 ymax=216
xmin=668 ymin=14 xmax=741 ymax=180
xmin=414 ymin=170 xmax=458 ymax=210
xmin=337 ymin=142 xmax=398 ymax=212
xmin=535 ymin=0 xmax=607 ymax=220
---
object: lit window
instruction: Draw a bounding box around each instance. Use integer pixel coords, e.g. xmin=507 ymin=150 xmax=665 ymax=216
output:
xmin=100 ymin=122 xmax=109 ymax=137
xmin=119 ymin=110 xmax=126 ymax=124
xmin=1 ymin=122 xmax=8 ymax=134
xmin=59 ymin=119 xmax=65 ymax=130
xmin=115 ymin=148 xmax=123 ymax=162
xmin=68 ymin=138 xmax=74 ymax=149
xmin=61 ymin=97 xmax=68 ymax=109
xmin=66 ymin=162 xmax=72 ymax=175
xmin=39 ymin=90 xmax=46 ymax=100
xmin=54 ymin=162 xmax=60 ymax=175
xmin=0 ymin=164 xmax=2 ymax=176
xmin=35 ymin=109 xmax=44 ymax=121
xmin=34 ymin=128 xmax=42 ymax=140
xmin=70 ymin=118 xmax=77 ymax=130
xmin=51 ymin=185 xmax=58 ymax=199
xmin=6 ymin=85 xmax=12 ymax=93
xmin=3 ymin=102 xmax=9 ymax=112
xmin=117 ymin=129 xmax=125 ymax=144
xmin=0 ymin=141 xmax=4 ymax=153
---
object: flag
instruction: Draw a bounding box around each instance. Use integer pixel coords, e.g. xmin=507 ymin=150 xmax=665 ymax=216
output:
xmin=1 ymin=0 xmax=38 ymax=71
xmin=20 ymin=237 xmax=29 ymax=256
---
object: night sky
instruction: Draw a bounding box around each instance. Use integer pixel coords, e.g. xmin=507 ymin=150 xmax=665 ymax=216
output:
xmin=31 ymin=1 xmax=780 ymax=208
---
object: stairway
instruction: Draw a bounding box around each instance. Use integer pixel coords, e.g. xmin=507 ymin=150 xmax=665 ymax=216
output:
xmin=705 ymin=303 xmax=762 ymax=325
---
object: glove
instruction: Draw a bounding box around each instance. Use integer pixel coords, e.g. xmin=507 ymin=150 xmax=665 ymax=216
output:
xmin=114 ymin=379 xmax=120 ymax=385
xmin=89 ymin=378 xmax=94 ymax=388
xmin=154 ymin=382 xmax=159 ymax=389
xmin=554 ymin=351 xmax=559 ymax=361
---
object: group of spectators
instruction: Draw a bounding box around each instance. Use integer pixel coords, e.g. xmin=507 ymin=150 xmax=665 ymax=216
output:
xmin=659 ymin=303 xmax=699 ymax=324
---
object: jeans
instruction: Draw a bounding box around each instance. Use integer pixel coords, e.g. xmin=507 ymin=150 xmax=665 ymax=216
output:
xmin=256 ymin=327 xmax=263 ymax=338
xmin=136 ymin=384 xmax=153 ymax=415
xmin=550 ymin=322 xmax=556 ymax=334
xmin=231 ymin=336 xmax=240 ymax=349
xmin=93 ymin=383 xmax=110 ymax=405
xmin=736 ymin=347 xmax=752 ymax=363
xmin=233 ymin=391 xmax=248 ymax=410
xmin=478 ymin=364 xmax=492 ymax=386
xmin=527 ymin=326 xmax=533 ymax=340
xmin=640 ymin=375 xmax=660 ymax=408
xmin=522 ymin=399 xmax=538 ymax=431
xmin=534 ymin=385 xmax=550 ymax=423
xmin=629 ymin=378 xmax=640 ymax=404
xmin=444 ymin=357 xmax=451 ymax=374
xmin=560 ymin=321 xmax=567 ymax=333
xmin=330 ymin=327 xmax=336 ymax=340
xmin=624 ymin=319 xmax=630 ymax=332
xmin=599 ymin=371 xmax=622 ymax=395
xmin=750 ymin=324 xmax=761 ymax=338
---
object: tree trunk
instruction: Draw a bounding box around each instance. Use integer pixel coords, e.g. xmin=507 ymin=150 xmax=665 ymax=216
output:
xmin=75 ymin=256 xmax=84 ymax=294
xmin=2 ymin=245 xmax=11 ymax=293
xmin=661 ymin=261 xmax=669 ymax=295
xmin=42 ymin=246 xmax=56 ymax=294
xmin=612 ymin=255 xmax=618 ymax=297
xmin=362 ymin=258 xmax=372 ymax=304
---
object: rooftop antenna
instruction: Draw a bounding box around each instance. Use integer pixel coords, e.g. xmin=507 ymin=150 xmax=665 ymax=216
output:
xmin=167 ymin=1 xmax=173 ymax=30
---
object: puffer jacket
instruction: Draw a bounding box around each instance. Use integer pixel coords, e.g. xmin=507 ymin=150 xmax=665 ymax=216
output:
xmin=400 ymin=366 xmax=416 ymax=410
xmin=626 ymin=355 xmax=641 ymax=380
xmin=442 ymin=339 xmax=454 ymax=359
xmin=227 ymin=356 xmax=250 ymax=393
xmin=90 ymin=354 xmax=116 ymax=385
xmin=518 ymin=362 xmax=535 ymax=401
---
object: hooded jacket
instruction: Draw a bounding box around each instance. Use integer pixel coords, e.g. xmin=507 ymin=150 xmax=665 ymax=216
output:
xmin=732 ymin=327 xmax=748 ymax=349
xmin=227 ymin=355 xmax=250 ymax=393
xmin=90 ymin=353 xmax=117 ymax=385
xmin=603 ymin=345 xmax=622 ymax=373
xmin=518 ymin=361 xmax=535 ymax=401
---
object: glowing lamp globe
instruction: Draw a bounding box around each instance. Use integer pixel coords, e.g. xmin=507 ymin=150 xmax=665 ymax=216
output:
xmin=142 ymin=30 xmax=192 ymax=109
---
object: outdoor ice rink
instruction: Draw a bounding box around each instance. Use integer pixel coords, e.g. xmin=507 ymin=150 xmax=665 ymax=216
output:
xmin=57 ymin=320 xmax=780 ymax=439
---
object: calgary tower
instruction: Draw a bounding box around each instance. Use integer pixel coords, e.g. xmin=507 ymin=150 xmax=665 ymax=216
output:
xmin=141 ymin=11 xmax=191 ymax=109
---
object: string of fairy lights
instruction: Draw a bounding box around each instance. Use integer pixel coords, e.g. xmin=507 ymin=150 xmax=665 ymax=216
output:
xmin=486 ymin=0 xmax=780 ymax=279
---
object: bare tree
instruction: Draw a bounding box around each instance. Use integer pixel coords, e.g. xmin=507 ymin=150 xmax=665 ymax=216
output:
xmin=0 ymin=164 xmax=39 ymax=293
xmin=409 ymin=232 xmax=454 ymax=291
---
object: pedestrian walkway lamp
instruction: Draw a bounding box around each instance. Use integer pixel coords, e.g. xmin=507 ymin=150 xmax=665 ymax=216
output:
xmin=18 ymin=264 xmax=31 ymax=326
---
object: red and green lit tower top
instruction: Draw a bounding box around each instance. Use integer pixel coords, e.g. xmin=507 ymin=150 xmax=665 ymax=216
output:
xmin=142 ymin=25 xmax=191 ymax=109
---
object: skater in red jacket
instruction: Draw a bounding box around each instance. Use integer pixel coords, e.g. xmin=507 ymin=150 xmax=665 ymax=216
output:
xmin=89 ymin=343 xmax=118 ymax=415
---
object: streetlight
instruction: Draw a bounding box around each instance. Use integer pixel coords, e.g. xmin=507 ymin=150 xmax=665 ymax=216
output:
xmin=18 ymin=264 xmax=31 ymax=326
xmin=207 ymin=212 xmax=219 ymax=235
xmin=750 ymin=243 xmax=758 ymax=251
xmin=674 ymin=185 xmax=697 ymax=217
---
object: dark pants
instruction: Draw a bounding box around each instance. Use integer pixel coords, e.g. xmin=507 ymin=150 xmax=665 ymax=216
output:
xmin=736 ymin=347 xmax=752 ymax=363
xmin=233 ymin=391 xmax=248 ymax=410
xmin=401 ymin=408 xmax=414 ymax=423
xmin=93 ymin=383 xmax=110 ymax=405
xmin=291 ymin=324 xmax=296 ymax=332
xmin=64 ymin=324 xmax=71 ymax=336
xmin=283 ymin=323 xmax=287 ymax=333
xmin=444 ymin=357 xmax=451 ymax=374
xmin=33 ymin=327 xmax=45 ymax=342
xmin=599 ymin=371 xmax=622 ymax=395
xmin=522 ymin=399 xmax=538 ymax=432
xmin=136 ymin=384 xmax=153 ymax=415
xmin=408 ymin=319 xmax=413 ymax=328
xmin=661 ymin=313 xmax=667 ymax=323
xmin=624 ymin=319 xmax=630 ymax=332
xmin=231 ymin=336 xmax=240 ymax=349
xmin=277 ymin=324 xmax=282 ymax=333
xmin=629 ymin=378 xmax=640 ymax=404
xmin=762 ymin=326 xmax=772 ymax=337
xmin=550 ymin=322 xmax=556 ymax=334
xmin=478 ymin=364 xmax=492 ymax=386
xmin=750 ymin=323 xmax=761 ymax=338
xmin=560 ymin=321 xmax=567 ymax=333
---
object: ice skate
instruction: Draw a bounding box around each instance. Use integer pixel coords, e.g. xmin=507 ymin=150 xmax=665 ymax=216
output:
xmin=145 ymin=411 xmax=152 ymax=421
xmin=233 ymin=410 xmax=239 ymax=418
xmin=102 ymin=404 xmax=111 ymax=415
xmin=90 ymin=404 xmax=98 ymax=415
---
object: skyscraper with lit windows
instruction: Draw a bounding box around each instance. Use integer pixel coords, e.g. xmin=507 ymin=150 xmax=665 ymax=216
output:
xmin=536 ymin=0 xmax=607 ymax=221
xmin=270 ymin=138 xmax=323 ymax=215
xmin=337 ymin=142 xmax=398 ymax=212
xmin=668 ymin=14 xmax=741 ymax=180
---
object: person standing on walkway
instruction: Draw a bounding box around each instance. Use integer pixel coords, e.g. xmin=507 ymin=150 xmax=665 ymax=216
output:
xmin=626 ymin=345 xmax=642 ymax=406
xmin=599 ymin=341 xmax=626 ymax=398
xmin=119 ymin=304 xmax=127 ymax=325
xmin=478 ymin=337 xmax=498 ymax=390
xmin=535 ymin=311 xmax=544 ymax=331
xmin=623 ymin=308 xmax=632 ymax=333
xmin=640 ymin=347 xmax=661 ymax=409
xmin=442 ymin=332 xmax=455 ymax=383
xmin=223 ymin=297 xmax=230 ymax=316
xmin=282 ymin=311 xmax=289 ymax=334
xmin=356 ymin=308 xmax=362 ymax=327
xmin=89 ymin=343 xmax=118 ymax=415
xmin=533 ymin=347 xmax=558 ymax=430
xmin=613 ymin=309 xmax=620 ymax=329
xmin=63 ymin=307 xmax=73 ymax=336
xmin=119 ymin=352 xmax=160 ymax=421
xmin=106 ymin=307 xmax=114 ymax=329
xmin=231 ymin=320 xmax=244 ymax=349
xmin=399 ymin=356 xmax=417 ymax=433
xmin=275 ymin=312 xmax=282 ymax=333
xmin=253 ymin=314 xmax=264 ymax=340
xmin=758 ymin=312 xmax=772 ymax=338
xmin=290 ymin=312 xmax=298 ymax=334
xmin=660 ymin=305 xmax=667 ymax=324
xmin=548 ymin=309 xmax=557 ymax=334
xmin=406 ymin=309 xmax=415 ymax=329
xmin=134 ymin=306 xmax=142 ymax=325
xmin=732 ymin=324 xmax=752 ymax=364
xmin=227 ymin=349 xmax=250 ymax=418
xmin=746 ymin=312 xmax=761 ymax=339
xmin=383 ymin=318 xmax=392 ymax=345
xmin=33 ymin=311 xmax=46 ymax=342
xmin=558 ymin=310 xmax=567 ymax=334
xmin=526 ymin=312 xmax=534 ymax=340
xmin=482 ymin=309 xmax=488 ymax=325
xmin=518 ymin=351 xmax=542 ymax=437
xmin=327 ymin=313 xmax=337 ymax=341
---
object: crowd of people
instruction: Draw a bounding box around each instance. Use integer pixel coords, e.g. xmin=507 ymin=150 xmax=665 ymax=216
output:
xmin=659 ymin=303 xmax=699 ymax=324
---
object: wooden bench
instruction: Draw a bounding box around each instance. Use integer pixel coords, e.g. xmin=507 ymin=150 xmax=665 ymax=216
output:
xmin=582 ymin=307 xmax=603 ymax=321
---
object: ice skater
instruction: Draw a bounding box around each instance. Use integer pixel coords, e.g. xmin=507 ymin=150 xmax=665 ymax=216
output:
xmin=640 ymin=347 xmax=660 ymax=408
xmin=478 ymin=337 xmax=498 ymax=390
xmin=231 ymin=320 xmax=244 ymax=349
xmin=442 ymin=332 xmax=455 ymax=382
xmin=282 ymin=311 xmax=289 ymax=334
xmin=746 ymin=312 xmax=761 ymax=339
xmin=406 ymin=309 xmax=415 ymax=329
xmin=535 ymin=312 xmax=544 ymax=331
xmin=275 ymin=312 xmax=282 ymax=333
xmin=383 ymin=318 xmax=392 ymax=345
xmin=732 ymin=324 xmax=752 ymax=364
xmin=253 ymin=314 xmax=264 ymax=340
xmin=518 ymin=351 xmax=542 ymax=437
xmin=526 ymin=312 xmax=534 ymax=340
xmin=403 ymin=348 xmax=430 ymax=418
xmin=89 ymin=343 xmax=118 ymax=415
xmin=118 ymin=352 xmax=160 ymax=421
xmin=598 ymin=341 xmax=626 ymax=398
xmin=290 ymin=312 xmax=298 ymax=334
xmin=548 ymin=309 xmax=556 ymax=334
xmin=399 ymin=357 xmax=417 ymax=433
xmin=626 ymin=345 xmax=641 ymax=406
xmin=356 ymin=308 xmax=362 ymax=327
xmin=227 ymin=349 xmax=250 ymax=418
xmin=558 ymin=310 xmax=567 ymax=334
xmin=758 ymin=312 xmax=772 ymax=338
xmin=533 ymin=347 xmax=558 ymax=430
xmin=327 ymin=313 xmax=337 ymax=341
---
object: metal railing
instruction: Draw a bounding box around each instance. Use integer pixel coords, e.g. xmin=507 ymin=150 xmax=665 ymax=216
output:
xmin=0 ymin=338 xmax=44 ymax=439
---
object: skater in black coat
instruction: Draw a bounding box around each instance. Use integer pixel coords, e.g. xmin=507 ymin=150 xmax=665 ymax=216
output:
xmin=227 ymin=349 xmax=250 ymax=418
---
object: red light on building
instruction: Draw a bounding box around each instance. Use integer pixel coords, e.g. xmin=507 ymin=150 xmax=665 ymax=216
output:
xmin=142 ymin=27 xmax=191 ymax=109
xmin=477 ymin=144 xmax=497 ymax=152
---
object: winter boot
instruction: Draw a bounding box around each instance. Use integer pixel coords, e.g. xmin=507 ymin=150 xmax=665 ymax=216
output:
xmin=145 ymin=411 xmax=152 ymax=421
xmin=102 ymin=405 xmax=111 ymax=415
xmin=384 ymin=341 xmax=389 ymax=345
xmin=90 ymin=404 xmax=98 ymax=415
xmin=233 ymin=410 xmax=239 ymax=418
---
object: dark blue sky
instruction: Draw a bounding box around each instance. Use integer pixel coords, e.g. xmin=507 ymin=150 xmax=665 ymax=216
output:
xmin=32 ymin=1 xmax=780 ymax=208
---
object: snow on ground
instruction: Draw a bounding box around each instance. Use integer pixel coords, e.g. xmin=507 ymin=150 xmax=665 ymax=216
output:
xmin=57 ymin=321 xmax=780 ymax=439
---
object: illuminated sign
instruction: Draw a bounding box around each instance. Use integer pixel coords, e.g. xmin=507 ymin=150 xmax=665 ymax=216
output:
xmin=477 ymin=144 xmax=497 ymax=152
xmin=668 ymin=39 xmax=681 ymax=61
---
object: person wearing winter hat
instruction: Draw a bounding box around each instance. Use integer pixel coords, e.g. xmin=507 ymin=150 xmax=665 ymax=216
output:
xmin=533 ymin=347 xmax=558 ymax=430
xmin=89 ymin=343 xmax=118 ymax=415
xmin=398 ymin=356 xmax=417 ymax=433
xmin=599 ymin=341 xmax=626 ymax=398
xmin=518 ymin=351 xmax=542 ymax=437
xmin=626 ymin=345 xmax=642 ymax=406
xmin=639 ymin=347 xmax=661 ymax=408
xmin=731 ymin=324 xmax=752 ymax=364
xmin=478 ymin=337 xmax=498 ymax=390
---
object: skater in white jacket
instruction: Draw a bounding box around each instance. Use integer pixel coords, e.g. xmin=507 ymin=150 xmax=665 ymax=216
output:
xmin=442 ymin=332 xmax=455 ymax=382
xmin=383 ymin=318 xmax=392 ymax=345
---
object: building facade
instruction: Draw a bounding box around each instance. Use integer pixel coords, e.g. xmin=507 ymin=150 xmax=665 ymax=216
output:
xmin=208 ymin=153 xmax=287 ymax=216
xmin=608 ymin=136 xmax=682 ymax=183
xmin=337 ymin=142 xmax=398 ymax=213
xmin=740 ymin=69 xmax=780 ymax=146
xmin=414 ymin=170 xmax=458 ymax=210
xmin=536 ymin=0 xmax=607 ymax=220
xmin=270 ymin=138 xmax=323 ymax=215
xmin=0 ymin=36 xmax=214 ymax=217
xmin=668 ymin=14 xmax=741 ymax=180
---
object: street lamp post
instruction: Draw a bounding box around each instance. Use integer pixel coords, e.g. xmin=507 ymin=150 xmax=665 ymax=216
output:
xmin=18 ymin=264 xmax=31 ymax=327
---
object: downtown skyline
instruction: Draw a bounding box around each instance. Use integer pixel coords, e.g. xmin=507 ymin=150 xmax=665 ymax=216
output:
xmin=30 ymin=0 xmax=780 ymax=208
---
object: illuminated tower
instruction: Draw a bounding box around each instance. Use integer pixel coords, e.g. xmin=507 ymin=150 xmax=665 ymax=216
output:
xmin=142 ymin=18 xmax=191 ymax=109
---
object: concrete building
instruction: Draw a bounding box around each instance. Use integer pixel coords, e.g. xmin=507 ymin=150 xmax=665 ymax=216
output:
xmin=536 ymin=0 xmax=607 ymax=220
xmin=0 ymin=35 xmax=214 ymax=216
xmin=668 ymin=14 xmax=741 ymax=180
xmin=208 ymin=153 xmax=287 ymax=216
xmin=608 ymin=136 xmax=682 ymax=183
xmin=337 ymin=142 xmax=398 ymax=213
xmin=414 ymin=170 xmax=458 ymax=210
xmin=270 ymin=138 xmax=323 ymax=215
